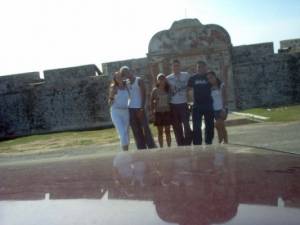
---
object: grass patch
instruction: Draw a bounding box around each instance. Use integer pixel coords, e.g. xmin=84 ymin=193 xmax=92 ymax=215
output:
xmin=0 ymin=124 xmax=159 ymax=154
xmin=0 ymin=128 xmax=120 ymax=154
xmin=242 ymin=104 xmax=300 ymax=122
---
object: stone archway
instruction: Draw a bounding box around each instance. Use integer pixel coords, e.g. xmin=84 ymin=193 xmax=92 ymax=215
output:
xmin=147 ymin=18 xmax=235 ymax=109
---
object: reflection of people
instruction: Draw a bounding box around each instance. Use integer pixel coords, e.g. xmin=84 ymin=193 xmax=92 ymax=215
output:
xmin=188 ymin=61 xmax=214 ymax=145
xmin=153 ymin=148 xmax=237 ymax=225
xmin=120 ymin=66 xmax=156 ymax=150
xmin=167 ymin=59 xmax=192 ymax=146
xmin=109 ymin=147 xmax=239 ymax=224
xmin=112 ymin=152 xmax=146 ymax=188
xmin=108 ymin=72 xmax=130 ymax=151
xmin=150 ymin=73 xmax=172 ymax=148
xmin=207 ymin=70 xmax=228 ymax=144
xmin=171 ymin=157 xmax=194 ymax=186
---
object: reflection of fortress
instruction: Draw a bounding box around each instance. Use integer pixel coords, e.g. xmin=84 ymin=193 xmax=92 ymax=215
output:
xmin=1 ymin=148 xmax=300 ymax=224
xmin=1 ymin=18 xmax=300 ymax=139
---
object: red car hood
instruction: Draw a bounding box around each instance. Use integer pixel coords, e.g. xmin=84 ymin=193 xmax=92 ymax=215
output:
xmin=0 ymin=145 xmax=299 ymax=225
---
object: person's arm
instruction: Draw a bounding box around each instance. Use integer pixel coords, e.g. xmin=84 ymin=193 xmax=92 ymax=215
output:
xmin=222 ymin=84 xmax=228 ymax=109
xmin=166 ymin=76 xmax=174 ymax=94
xmin=221 ymin=64 xmax=229 ymax=109
xmin=187 ymin=76 xmax=193 ymax=104
xmin=108 ymin=86 xmax=116 ymax=105
xmin=138 ymin=78 xmax=146 ymax=109
xmin=150 ymin=88 xmax=157 ymax=113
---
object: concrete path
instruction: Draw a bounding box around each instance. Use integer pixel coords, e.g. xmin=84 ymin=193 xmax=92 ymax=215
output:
xmin=227 ymin=121 xmax=300 ymax=154
xmin=0 ymin=118 xmax=299 ymax=165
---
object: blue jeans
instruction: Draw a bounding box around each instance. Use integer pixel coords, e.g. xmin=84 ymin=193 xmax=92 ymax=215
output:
xmin=129 ymin=108 xmax=156 ymax=150
xmin=192 ymin=107 xmax=214 ymax=145
xmin=170 ymin=103 xmax=193 ymax=146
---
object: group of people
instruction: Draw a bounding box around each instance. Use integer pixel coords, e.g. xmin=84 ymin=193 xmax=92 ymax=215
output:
xmin=108 ymin=59 xmax=228 ymax=151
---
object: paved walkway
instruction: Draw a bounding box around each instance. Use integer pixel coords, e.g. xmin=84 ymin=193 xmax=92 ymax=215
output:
xmin=1 ymin=117 xmax=299 ymax=165
xmin=227 ymin=121 xmax=300 ymax=154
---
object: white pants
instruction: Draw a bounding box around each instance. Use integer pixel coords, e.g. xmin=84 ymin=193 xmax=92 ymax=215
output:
xmin=111 ymin=108 xmax=129 ymax=146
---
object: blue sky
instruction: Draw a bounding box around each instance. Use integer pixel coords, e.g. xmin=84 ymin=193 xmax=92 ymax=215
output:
xmin=200 ymin=0 xmax=300 ymax=46
xmin=0 ymin=0 xmax=299 ymax=76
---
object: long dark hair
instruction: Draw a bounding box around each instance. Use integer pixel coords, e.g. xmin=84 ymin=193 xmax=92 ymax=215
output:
xmin=110 ymin=72 xmax=125 ymax=88
xmin=156 ymin=74 xmax=169 ymax=92
xmin=207 ymin=71 xmax=222 ymax=88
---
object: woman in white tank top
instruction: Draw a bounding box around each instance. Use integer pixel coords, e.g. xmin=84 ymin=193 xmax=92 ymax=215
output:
xmin=207 ymin=71 xmax=228 ymax=144
xmin=108 ymin=72 xmax=130 ymax=151
xmin=128 ymin=76 xmax=142 ymax=108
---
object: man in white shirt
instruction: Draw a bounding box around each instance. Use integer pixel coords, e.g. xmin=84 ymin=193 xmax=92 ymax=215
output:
xmin=120 ymin=66 xmax=156 ymax=150
xmin=167 ymin=59 xmax=193 ymax=146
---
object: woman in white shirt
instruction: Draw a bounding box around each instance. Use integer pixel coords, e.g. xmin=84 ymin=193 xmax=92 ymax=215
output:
xmin=108 ymin=72 xmax=130 ymax=150
xmin=207 ymin=71 xmax=228 ymax=144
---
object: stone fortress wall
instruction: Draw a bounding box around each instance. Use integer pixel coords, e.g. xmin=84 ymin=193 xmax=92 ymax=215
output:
xmin=232 ymin=43 xmax=300 ymax=109
xmin=1 ymin=18 xmax=300 ymax=139
xmin=0 ymin=65 xmax=111 ymax=139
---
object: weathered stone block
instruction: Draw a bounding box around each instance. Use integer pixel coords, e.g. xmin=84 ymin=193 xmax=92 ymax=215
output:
xmin=44 ymin=64 xmax=101 ymax=83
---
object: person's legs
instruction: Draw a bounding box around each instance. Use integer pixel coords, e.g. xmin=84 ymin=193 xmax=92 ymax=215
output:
xmin=221 ymin=109 xmax=228 ymax=144
xmin=165 ymin=125 xmax=171 ymax=147
xmin=171 ymin=104 xmax=184 ymax=146
xmin=219 ymin=120 xmax=228 ymax=144
xmin=179 ymin=103 xmax=192 ymax=145
xmin=111 ymin=109 xmax=129 ymax=150
xmin=192 ymin=107 xmax=203 ymax=145
xmin=129 ymin=108 xmax=146 ymax=149
xmin=140 ymin=110 xmax=156 ymax=149
xmin=121 ymin=109 xmax=130 ymax=150
xmin=157 ymin=126 xmax=164 ymax=147
xmin=204 ymin=110 xmax=214 ymax=144
xmin=215 ymin=119 xmax=223 ymax=143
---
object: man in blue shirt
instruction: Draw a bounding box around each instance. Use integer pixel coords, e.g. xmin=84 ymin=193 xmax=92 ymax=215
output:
xmin=188 ymin=61 xmax=214 ymax=145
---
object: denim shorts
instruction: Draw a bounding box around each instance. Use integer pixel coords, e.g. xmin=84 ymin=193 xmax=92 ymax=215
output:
xmin=214 ymin=109 xmax=228 ymax=120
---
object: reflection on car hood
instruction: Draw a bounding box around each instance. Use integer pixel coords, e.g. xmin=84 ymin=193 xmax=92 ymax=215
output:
xmin=0 ymin=145 xmax=300 ymax=225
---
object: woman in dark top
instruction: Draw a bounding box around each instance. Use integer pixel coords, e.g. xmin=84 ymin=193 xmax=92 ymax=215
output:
xmin=150 ymin=73 xmax=172 ymax=147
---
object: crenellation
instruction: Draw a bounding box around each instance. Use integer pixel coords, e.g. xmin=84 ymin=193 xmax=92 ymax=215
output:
xmin=43 ymin=64 xmax=102 ymax=83
xmin=280 ymin=38 xmax=300 ymax=53
xmin=232 ymin=42 xmax=274 ymax=64
xmin=0 ymin=72 xmax=41 ymax=95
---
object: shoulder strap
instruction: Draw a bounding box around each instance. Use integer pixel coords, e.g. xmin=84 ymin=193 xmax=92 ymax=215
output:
xmin=220 ymin=82 xmax=225 ymax=90
xmin=125 ymin=85 xmax=130 ymax=96
xmin=136 ymin=77 xmax=142 ymax=86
